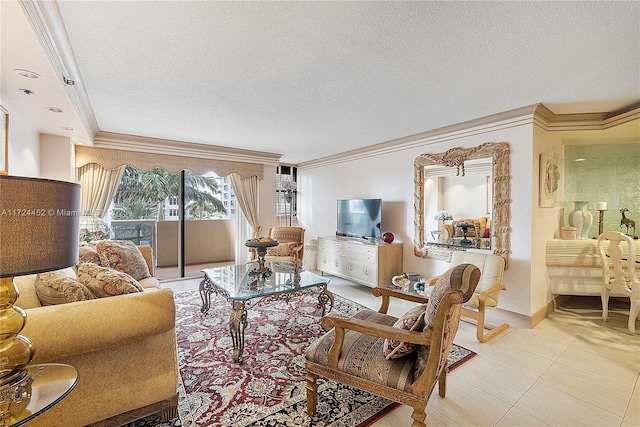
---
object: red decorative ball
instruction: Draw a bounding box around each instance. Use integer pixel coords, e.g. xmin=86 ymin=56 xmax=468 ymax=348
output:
xmin=382 ymin=232 xmax=394 ymax=243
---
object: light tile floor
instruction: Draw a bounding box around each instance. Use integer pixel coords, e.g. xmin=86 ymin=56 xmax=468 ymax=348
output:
xmin=162 ymin=272 xmax=640 ymax=427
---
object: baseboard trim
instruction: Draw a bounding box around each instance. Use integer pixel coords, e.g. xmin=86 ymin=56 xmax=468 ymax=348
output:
xmin=485 ymin=295 xmax=571 ymax=329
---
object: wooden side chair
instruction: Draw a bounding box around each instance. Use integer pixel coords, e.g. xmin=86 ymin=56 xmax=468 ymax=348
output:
xmin=305 ymin=263 xmax=480 ymax=427
xmin=425 ymin=250 xmax=508 ymax=342
xmin=597 ymin=231 xmax=639 ymax=334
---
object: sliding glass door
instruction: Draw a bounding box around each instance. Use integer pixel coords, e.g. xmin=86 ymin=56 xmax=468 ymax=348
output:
xmin=110 ymin=166 xmax=235 ymax=280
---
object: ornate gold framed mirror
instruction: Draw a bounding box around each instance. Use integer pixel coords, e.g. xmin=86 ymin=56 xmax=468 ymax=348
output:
xmin=414 ymin=142 xmax=511 ymax=268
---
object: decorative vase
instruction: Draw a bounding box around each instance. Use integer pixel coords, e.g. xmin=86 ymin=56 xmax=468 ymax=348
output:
xmin=568 ymin=201 xmax=593 ymax=240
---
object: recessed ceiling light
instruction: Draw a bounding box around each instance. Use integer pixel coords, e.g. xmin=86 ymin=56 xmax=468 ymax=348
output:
xmin=574 ymin=158 xmax=586 ymax=162
xmin=19 ymin=88 xmax=35 ymax=95
xmin=15 ymin=69 xmax=40 ymax=79
xmin=46 ymin=107 xmax=63 ymax=113
xmin=61 ymin=126 xmax=74 ymax=131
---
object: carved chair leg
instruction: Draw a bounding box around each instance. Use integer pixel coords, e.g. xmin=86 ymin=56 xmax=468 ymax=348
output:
xmin=601 ymin=288 xmax=610 ymax=321
xmin=306 ymin=372 xmax=318 ymax=416
xmin=411 ymin=405 xmax=427 ymax=427
xmin=438 ymin=367 xmax=447 ymax=397
xmin=629 ymin=299 xmax=639 ymax=335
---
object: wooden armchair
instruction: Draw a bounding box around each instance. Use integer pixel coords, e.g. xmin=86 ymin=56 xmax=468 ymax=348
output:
xmin=426 ymin=250 xmax=508 ymax=342
xmin=305 ymin=263 xmax=480 ymax=427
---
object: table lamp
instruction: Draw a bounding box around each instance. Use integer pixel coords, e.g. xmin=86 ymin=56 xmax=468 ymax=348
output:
xmin=434 ymin=210 xmax=453 ymax=228
xmin=0 ymin=175 xmax=80 ymax=421
xmin=79 ymin=215 xmax=111 ymax=242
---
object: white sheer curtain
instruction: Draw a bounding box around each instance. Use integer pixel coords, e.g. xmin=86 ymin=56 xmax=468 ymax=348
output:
xmin=229 ymin=173 xmax=262 ymax=264
xmin=77 ymin=163 xmax=125 ymax=217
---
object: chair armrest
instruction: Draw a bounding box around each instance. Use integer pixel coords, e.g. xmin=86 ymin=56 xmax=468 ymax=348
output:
xmin=321 ymin=314 xmax=432 ymax=367
xmin=372 ymin=286 xmax=429 ymax=314
xmin=425 ymin=276 xmax=439 ymax=287
xmin=475 ymin=283 xmax=507 ymax=310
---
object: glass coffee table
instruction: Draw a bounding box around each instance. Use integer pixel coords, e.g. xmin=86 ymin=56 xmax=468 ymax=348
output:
xmin=200 ymin=263 xmax=333 ymax=363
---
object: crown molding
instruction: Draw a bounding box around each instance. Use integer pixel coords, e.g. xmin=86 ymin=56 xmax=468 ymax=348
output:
xmin=18 ymin=0 xmax=99 ymax=139
xmin=93 ymin=132 xmax=282 ymax=166
xmin=300 ymin=103 xmax=640 ymax=170
xmin=603 ymin=104 xmax=640 ymax=128
xmin=299 ymin=104 xmax=539 ymax=170
xmin=534 ymin=103 xmax=640 ymax=131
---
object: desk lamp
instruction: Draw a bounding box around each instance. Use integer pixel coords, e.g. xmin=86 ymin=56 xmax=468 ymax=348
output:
xmin=0 ymin=176 xmax=80 ymax=421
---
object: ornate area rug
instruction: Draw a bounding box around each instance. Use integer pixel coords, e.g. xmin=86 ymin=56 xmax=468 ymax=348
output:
xmin=127 ymin=288 xmax=476 ymax=427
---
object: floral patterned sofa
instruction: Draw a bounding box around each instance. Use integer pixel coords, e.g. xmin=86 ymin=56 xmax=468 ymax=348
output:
xmin=13 ymin=241 xmax=179 ymax=426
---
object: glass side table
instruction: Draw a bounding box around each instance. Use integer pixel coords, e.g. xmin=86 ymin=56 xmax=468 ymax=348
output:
xmin=2 ymin=364 xmax=78 ymax=427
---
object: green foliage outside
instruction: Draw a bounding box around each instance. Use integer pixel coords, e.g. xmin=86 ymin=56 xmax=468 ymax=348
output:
xmin=113 ymin=166 xmax=226 ymax=220
xmin=111 ymin=166 xmax=228 ymax=244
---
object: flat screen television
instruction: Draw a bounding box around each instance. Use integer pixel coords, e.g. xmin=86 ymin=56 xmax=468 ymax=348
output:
xmin=336 ymin=198 xmax=382 ymax=239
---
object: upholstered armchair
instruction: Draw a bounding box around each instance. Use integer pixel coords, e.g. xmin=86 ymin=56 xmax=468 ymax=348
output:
xmin=426 ymin=250 xmax=508 ymax=342
xmin=305 ymin=263 xmax=480 ymax=427
xmin=263 ymin=226 xmax=305 ymax=266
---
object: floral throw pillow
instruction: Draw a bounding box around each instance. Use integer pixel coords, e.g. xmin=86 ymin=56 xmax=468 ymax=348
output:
xmin=382 ymin=304 xmax=427 ymax=360
xmin=77 ymin=262 xmax=143 ymax=298
xmin=266 ymin=242 xmax=298 ymax=257
xmin=35 ymin=267 xmax=96 ymax=306
xmin=79 ymin=241 xmax=101 ymax=264
xmin=96 ymin=240 xmax=151 ymax=281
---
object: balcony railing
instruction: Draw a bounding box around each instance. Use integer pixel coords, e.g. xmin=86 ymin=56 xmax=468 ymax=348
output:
xmin=110 ymin=219 xmax=155 ymax=247
xmin=109 ymin=219 xmax=235 ymax=280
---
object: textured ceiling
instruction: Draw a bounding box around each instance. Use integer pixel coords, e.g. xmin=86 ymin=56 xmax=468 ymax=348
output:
xmin=3 ymin=1 xmax=639 ymax=164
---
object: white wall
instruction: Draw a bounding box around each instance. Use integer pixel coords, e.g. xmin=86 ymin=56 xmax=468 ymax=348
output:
xmin=5 ymin=105 xmax=40 ymax=177
xmin=40 ymin=134 xmax=75 ymax=182
xmin=299 ymin=119 xmax=535 ymax=317
xmin=155 ymin=219 xmax=235 ymax=266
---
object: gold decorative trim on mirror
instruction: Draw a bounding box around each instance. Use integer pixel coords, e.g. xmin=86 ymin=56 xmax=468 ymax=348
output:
xmin=414 ymin=142 xmax=511 ymax=268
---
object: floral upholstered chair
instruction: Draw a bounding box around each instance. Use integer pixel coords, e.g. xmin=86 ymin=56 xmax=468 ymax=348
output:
xmin=262 ymin=226 xmax=305 ymax=267
xmin=305 ymin=263 xmax=480 ymax=427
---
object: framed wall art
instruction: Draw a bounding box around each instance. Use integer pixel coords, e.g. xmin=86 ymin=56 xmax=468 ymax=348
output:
xmin=1 ymin=105 xmax=8 ymax=174
xmin=539 ymin=152 xmax=563 ymax=207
